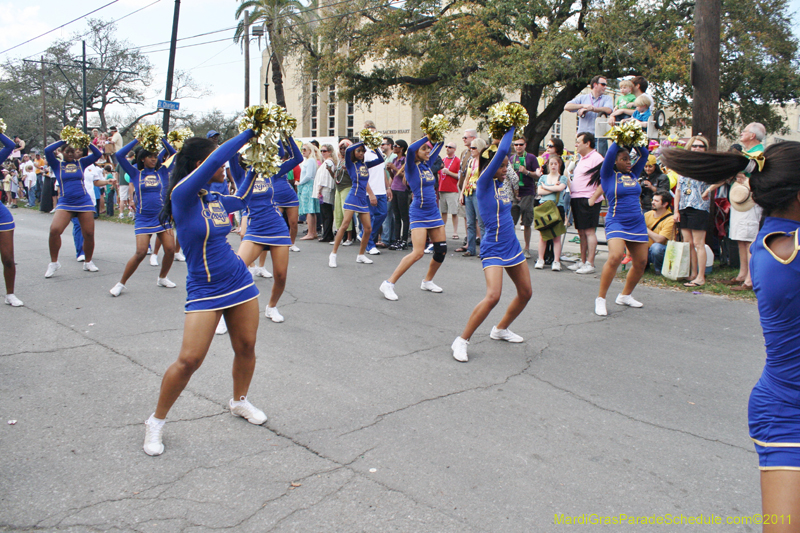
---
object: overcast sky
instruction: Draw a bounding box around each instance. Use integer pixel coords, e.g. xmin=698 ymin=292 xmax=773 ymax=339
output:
xmin=1 ymin=0 xmax=799 ymax=123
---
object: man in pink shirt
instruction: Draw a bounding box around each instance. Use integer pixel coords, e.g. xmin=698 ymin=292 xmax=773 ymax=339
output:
xmin=569 ymin=132 xmax=604 ymax=274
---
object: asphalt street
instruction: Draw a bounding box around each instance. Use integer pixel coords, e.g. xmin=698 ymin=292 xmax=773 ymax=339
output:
xmin=1 ymin=209 xmax=765 ymax=532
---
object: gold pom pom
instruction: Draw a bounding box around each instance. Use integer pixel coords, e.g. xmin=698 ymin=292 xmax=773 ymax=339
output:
xmin=237 ymin=104 xmax=297 ymax=176
xmin=359 ymin=128 xmax=383 ymax=150
xmin=134 ymin=124 xmax=165 ymax=154
xmin=487 ymin=102 xmax=529 ymax=140
xmin=167 ymin=128 xmax=193 ymax=151
xmin=0 ymin=118 xmax=6 ymax=135
xmin=607 ymin=121 xmax=647 ymax=148
xmin=419 ymin=114 xmax=449 ymax=144
xmin=60 ymin=126 xmax=91 ymax=149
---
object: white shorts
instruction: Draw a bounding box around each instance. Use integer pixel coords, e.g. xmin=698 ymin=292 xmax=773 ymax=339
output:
xmin=119 ymin=185 xmax=129 ymax=202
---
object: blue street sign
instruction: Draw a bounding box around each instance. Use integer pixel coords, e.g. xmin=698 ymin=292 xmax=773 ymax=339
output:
xmin=157 ymin=100 xmax=180 ymax=111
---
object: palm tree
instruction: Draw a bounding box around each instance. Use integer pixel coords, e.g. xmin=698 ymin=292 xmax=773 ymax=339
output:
xmin=234 ymin=0 xmax=308 ymax=108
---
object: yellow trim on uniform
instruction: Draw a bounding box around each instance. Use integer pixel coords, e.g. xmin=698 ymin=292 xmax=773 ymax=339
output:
xmin=185 ymin=293 xmax=259 ymax=313
xmin=759 ymin=466 xmax=800 ymax=471
xmin=203 ymin=216 xmax=211 ymax=282
xmin=0 ymin=227 xmax=14 ymax=232
xmin=483 ymin=256 xmax=527 ymax=270
xmin=185 ymin=282 xmax=256 ymax=304
xmin=752 ymin=437 xmax=800 ymax=448
xmin=762 ymin=230 xmax=800 ymax=265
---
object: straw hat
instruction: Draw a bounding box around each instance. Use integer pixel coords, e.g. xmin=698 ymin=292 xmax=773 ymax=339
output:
xmin=730 ymin=182 xmax=755 ymax=212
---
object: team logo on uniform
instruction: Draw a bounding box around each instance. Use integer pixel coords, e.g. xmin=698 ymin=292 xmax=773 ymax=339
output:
xmin=144 ymin=174 xmax=160 ymax=187
xmin=421 ymin=169 xmax=435 ymax=184
xmin=497 ymin=186 xmax=512 ymax=205
xmin=358 ymin=167 xmax=368 ymax=178
xmin=619 ymin=175 xmax=638 ymax=187
xmin=64 ymin=163 xmax=78 ymax=174
xmin=202 ymin=200 xmax=230 ymax=227
xmin=253 ymin=177 xmax=270 ymax=193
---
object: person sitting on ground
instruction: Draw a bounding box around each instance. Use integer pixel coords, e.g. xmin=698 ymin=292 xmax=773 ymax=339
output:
xmin=644 ymin=190 xmax=676 ymax=273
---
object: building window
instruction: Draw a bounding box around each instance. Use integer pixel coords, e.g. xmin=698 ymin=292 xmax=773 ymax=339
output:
xmin=551 ymin=115 xmax=561 ymax=137
xmin=328 ymin=84 xmax=336 ymax=137
xmin=310 ymin=80 xmax=318 ymax=137
xmin=346 ymin=101 xmax=354 ymax=138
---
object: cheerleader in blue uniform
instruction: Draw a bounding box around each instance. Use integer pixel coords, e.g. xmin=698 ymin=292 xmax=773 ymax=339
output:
xmin=451 ymin=128 xmax=532 ymax=363
xmin=380 ymin=136 xmax=447 ymax=300
xmin=143 ymin=131 xmax=265 ymax=457
xmin=586 ymin=141 xmax=649 ymax=316
xmin=109 ymin=138 xmax=177 ymax=297
xmin=0 ymin=133 xmax=22 ymax=306
xmin=232 ymin=136 xmax=302 ymax=323
xmin=272 ymin=141 xmax=303 ymax=251
xmin=662 ymin=141 xmax=800 ymax=531
xmin=44 ymin=139 xmax=103 ymax=277
xmin=329 ymin=141 xmax=384 ymax=267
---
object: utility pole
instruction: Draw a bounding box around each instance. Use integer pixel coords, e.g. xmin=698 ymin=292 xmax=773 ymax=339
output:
xmin=692 ymin=0 xmax=721 ymax=149
xmin=82 ymin=41 xmax=88 ymax=133
xmin=162 ymin=0 xmax=181 ymax=132
xmin=41 ymin=56 xmax=46 ymax=148
xmin=244 ymin=10 xmax=251 ymax=108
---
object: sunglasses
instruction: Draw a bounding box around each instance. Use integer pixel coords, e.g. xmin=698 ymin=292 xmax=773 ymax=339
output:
xmin=470 ymin=146 xmax=479 ymax=150
xmin=320 ymin=149 xmax=329 ymax=152
xmin=513 ymin=143 xmax=525 ymax=146
xmin=546 ymin=144 xmax=554 ymax=148
xmin=446 ymin=146 xmax=456 ymax=149
xmin=598 ymin=82 xmax=607 ymax=86
xmin=691 ymin=144 xmax=706 ymax=149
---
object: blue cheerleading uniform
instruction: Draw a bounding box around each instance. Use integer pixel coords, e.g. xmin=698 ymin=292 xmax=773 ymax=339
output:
xmin=343 ymin=142 xmax=384 ymax=213
xmin=748 ymin=217 xmax=800 ymax=470
xmin=476 ymin=129 xmax=524 ymax=269
xmin=45 ymin=140 xmax=103 ymax=212
xmin=0 ymin=134 xmax=17 ymax=232
xmin=271 ymin=140 xmax=303 ymax=208
xmin=600 ymin=142 xmax=649 ymax=242
xmin=170 ymin=130 xmax=259 ymax=312
xmin=116 ymin=139 xmax=176 ymax=235
xmin=230 ymin=152 xmax=296 ymax=247
xmin=405 ymin=136 xmax=445 ymax=230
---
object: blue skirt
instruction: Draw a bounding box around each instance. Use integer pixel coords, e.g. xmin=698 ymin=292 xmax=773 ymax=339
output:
xmin=409 ymin=202 xmax=444 ymax=231
xmin=56 ymin=191 xmax=95 ymax=212
xmin=298 ymin=181 xmax=320 ymax=215
xmin=604 ymin=212 xmax=648 ymax=242
xmin=185 ymin=258 xmax=259 ymax=313
xmin=243 ymin=209 xmax=292 ymax=246
xmin=0 ymin=203 xmax=14 ymax=232
xmin=480 ymin=235 xmax=525 ymax=269
xmin=134 ymin=212 xmax=172 ymax=236
xmin=343 ymin=190 xmax=369 ymax=214
xmin=749 ymin=371 xmax=800 ymax=470
xmin=273 ymin=186 xmax=299 ymax=208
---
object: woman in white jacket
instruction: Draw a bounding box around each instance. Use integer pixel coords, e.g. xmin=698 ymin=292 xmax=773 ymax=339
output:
xmin=314 ymin=144 xmax=337 ymax=242
xmin=298 ymin=143 xmax=321 ymax=240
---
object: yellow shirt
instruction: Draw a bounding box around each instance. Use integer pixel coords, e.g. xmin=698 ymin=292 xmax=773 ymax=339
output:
xmin=644 ymin=209 xmax=676 ymax=247
xmin=464 ymin=158 xmax=480 ymax=196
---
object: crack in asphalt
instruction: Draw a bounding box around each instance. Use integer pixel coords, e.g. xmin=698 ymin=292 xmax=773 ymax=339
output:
xmin=0 ymin=343 xmax=95 ymax=357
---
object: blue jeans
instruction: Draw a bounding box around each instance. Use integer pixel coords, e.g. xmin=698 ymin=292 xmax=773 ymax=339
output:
xmin=648 ymin=242 xmax=667 ymax=273
xmin=464 ymin=194 xmax=484 ymax=255
xmin=367 ymin=194 xmax=388 ymax=250
xmin=597 ymin=138 xmax=609 ymax=156
xmin=381 ymin=205 xmax=393 ymax=244
xmin=72 ymin=217 xmax=84 ymax=258
xmin=27 ymin=186 xmax=36 ymax=207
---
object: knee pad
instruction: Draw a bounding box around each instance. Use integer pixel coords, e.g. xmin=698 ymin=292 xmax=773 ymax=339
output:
xmin=432 ymin=241 xmax=447 ymax=263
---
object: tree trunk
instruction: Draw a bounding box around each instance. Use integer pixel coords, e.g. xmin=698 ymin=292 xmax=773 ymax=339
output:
xmin=520 ymin=82 xmax=584 ymax=153
xmin=268 ymin=26 xmax=286 ymax=108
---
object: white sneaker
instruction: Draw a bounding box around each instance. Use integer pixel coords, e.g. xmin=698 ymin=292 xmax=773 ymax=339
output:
xmin=330 ymin=240 xmax=335 ymax=245
xmin=551 ymin=261 xmax=562 ymax=271
xmin=451 ymin=337 xmax=469 ymax=362
xmin=265 ymin=307 xmax=284 ymax=323
xmin=290 ymin=245 xmax=300 ymax=252
xmin=215 ymin=317 xmax=228 ymax=335
xmin=356 ymin=254 xmax=373 ymax=264
xmin=118 ymin=213 xmax=124 ymax=219
xmin=342 ymin=239 xmax=353 ymax=246
xmin=576 ymin=264 xmax=596 ymax=274
xmin=616 ymin=294 xmax=643 ymax=308
xmin=45 ymin=261 xmax=61 ymax=278
xmin=328 ymin=253 xmax=337 ymax=268
xmin=568 ymin=261 xmax=585 ymax=271
xmin=534 ymin=259 xmax=544 ymax=269
xmin=229 ymin=396 xmax=267 ymax=425
xmin=368 ymin=247 xmax=380 ymax=255
xmin=257 ymin=267 xmax=272 ymax=278
xmin=420 ymin=280 xmax=443 ymax=293
xmin=143 ymin=416 xmax=165 ymax=456
xmin=76 ymin=254 xmax=85 ymax=262
xmin=490 ymin=326 xmax=523 ymax=343
xmin=424 ymin=243 xmax=434 ymax=254
xmin=83 ymin=261 xmax=99 ymax=272
xmin=174 ymin=252 xmax=186 ymax=262
xmin=109 ymin=282 xmax=125 ymax=297
xmin=150 ymin=254 xmax=159 ymax=267
xmin=157 ymin=277 xmax=176 ymax=288
xmin=146 ymin=246 xmax=152 ymax=255
xmin=380 ymin=280 xmax=398 ymax=301
xmin=595 ymin=297 xmax=608 ymax=316
xmin=4 ymin=294 xmax=23 ymax=307
xmin=249 ymin=266 xmax=257 ymax=278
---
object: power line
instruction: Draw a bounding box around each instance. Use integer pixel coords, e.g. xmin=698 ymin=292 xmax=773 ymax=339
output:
xmin=0 ymin=0 xmax=121 ymax=55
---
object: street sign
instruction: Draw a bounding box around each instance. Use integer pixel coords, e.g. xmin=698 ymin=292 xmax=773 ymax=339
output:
xmin=157 ymin=100 xmax=180 ymax=111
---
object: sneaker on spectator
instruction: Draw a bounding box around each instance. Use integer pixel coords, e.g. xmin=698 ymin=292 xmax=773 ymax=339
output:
xmin=45 ymin=261 xmax=61 ymax=278
xmin=229 ymin=396 xmax=267 ymax=425
xmin=523 ymin=249 xmax=531 ymax=259
xmin=109 ymin=282 xmax=125 ymax=297
xmin=150 ymin=254 xmax=159 ymax=267
xmin=118 ymin=213 xmax=125 ymax=219
xmin=342 ymin=239 xmax=353 ymax=246
xmin=568 ymin=261 xmax=585 ymax=271
xmin=257 ymin=267 xmax=272 ymax=278
xmin=451 ymin=337 xmax=469 ymax=362
xmin=4 ymin=294 xmax=23 ymax=307
xmin=157 ymin=277 xmax=176 ymax=288
xmin=552 ymin=262 xmax=562 ymax=271
xmin=143 ymin=416 xmax=165 ymax=456
xmin=534 ymin=259 xmax=544 ymax=269
xmin=420 ymin=279 xmax=443 ymax=293
xmin=368 ymin=247 xmax=380 ymax=255
xmin=174 ymin=252 xmax=186 ymax=262
xmin=490 ymin=326 xmax=523 ymax=343
xmin=265 ymin=307 xmax=284 ymax=323
xmin=576 ymin=264 xmax=596 ymax=274
xmin=83 ymin=261 xmax=99 ymax=272
xmin=76 ymin=254 xmax=85 ymax=262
